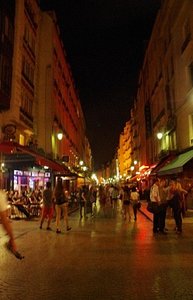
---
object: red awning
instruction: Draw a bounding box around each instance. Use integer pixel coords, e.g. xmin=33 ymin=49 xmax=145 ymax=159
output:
xmin=0 ymin=141 xmax=68 ymax=173
xmin=0 ymin=141 xmax=16 ymax=153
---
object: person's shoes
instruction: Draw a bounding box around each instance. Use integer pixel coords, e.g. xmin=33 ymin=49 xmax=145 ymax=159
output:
xmin=5 ymin=242 xmax=24 ymax=260
xmin=39 ymin=225 xmax=42 ymax=229
xmin=176 ymin=229 xmax=182 ymax=234
xmin=46 ymin=227 xmax=52 ymax=231
xmin=164 ymin=228 xmax=169 ymax=231
xmin=56 ymin=229 xmax=61 ymax=234
xmin=67 ymin=226 xmax=72 ymax=231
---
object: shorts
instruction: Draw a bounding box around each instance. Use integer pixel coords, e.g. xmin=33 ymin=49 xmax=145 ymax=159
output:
xmin=0 ymin=190 xmax=8 ymax=212
xmin=42 ymin=206 xmax=54 ymax=218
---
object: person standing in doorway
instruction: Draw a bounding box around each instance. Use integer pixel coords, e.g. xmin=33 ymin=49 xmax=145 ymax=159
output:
xmin=40 ymin=181 xmax=54 ymax=230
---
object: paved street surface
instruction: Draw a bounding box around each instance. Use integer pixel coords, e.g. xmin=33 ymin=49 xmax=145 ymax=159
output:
xmin=1 ymin=202 xmax=193 ymax=300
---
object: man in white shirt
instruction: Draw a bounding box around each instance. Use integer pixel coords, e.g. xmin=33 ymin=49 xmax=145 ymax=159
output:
xmin=150 ymin=178 xmax=165 ymax=234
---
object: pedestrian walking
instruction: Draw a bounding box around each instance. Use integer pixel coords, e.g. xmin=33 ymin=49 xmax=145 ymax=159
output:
xmin=122 ymin=185 xmax=131 ymax=221
xmin=130 ymin=186 xmax=140 ymax=221
xmin=0 ymin=189 xmax=24 ymax=259
xmin=39 ymin=181 xmax=54 ymax=230
xmin=98 ymin=185 xmax=107 ymax=217
xmin=111 ymin=185 xmax=119 ymax=212
xmin=54 ymin=178 xmax=71 ymax=233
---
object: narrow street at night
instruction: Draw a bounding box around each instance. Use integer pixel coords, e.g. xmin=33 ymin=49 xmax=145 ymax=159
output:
xmin=1 ymin=204 xmax=193 ymax=300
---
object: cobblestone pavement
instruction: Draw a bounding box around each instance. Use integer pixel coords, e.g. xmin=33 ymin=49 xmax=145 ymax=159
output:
xmin=1 ymin=203 xmax=193 ymax=300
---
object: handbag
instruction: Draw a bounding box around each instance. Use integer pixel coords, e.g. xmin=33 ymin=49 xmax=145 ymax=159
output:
xmin=147 ymin=201 xmax=163 ymax=214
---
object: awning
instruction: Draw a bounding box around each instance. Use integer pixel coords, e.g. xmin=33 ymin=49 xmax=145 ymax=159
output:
xmin=157 ymin=149 xmax=193 ymax=176
xmin=0 ymin=141 xmax=68 ymax=173
xmin=150 ymin=154 xmax=176 ymax=176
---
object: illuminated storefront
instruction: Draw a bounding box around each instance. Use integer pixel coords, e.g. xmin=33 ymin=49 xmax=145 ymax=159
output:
xmin=13 ymin=169 xmax=51 ymax=193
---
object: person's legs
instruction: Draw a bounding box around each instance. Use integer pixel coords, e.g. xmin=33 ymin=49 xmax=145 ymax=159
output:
xmin=0 ymin=210 xmax=16 ymax=251
xmin=55 ymin=205 xmax=61 ymax=232
xmin=40 ymin=207 xmax=46 ymax=228
xmin=133 ymin=203 xmax=138 ymax=220
xmin=47 ymin=207 xmax=53 ymax=229
xmin=79 ymin=204 xmax=83 ymax=218
xmin=159 ymin=207 xmax=167 ymax=232
xmin=173 ymin=208 xmax=182 ymax=232
xmin=153 ymin=213 xmax=159 ymax=233
xmin=64 ymin=204 xmax=71 ymax=231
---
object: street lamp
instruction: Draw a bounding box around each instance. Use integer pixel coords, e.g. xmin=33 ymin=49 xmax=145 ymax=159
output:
xmin=57 ymin=131 xmax=63 ymax=140
xmin=157 ymin=132 xmax=163 ymax=140
xmin=79 ymin=160 xmax=84 ymax=166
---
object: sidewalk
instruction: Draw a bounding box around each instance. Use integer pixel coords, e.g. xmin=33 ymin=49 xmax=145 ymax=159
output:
xmin=139 ymin=200 xmax=193 ymax=224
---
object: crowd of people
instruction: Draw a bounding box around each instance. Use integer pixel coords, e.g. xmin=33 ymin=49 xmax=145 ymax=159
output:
xmin=149 ymin=177 xmax=188 ymax=234
xmin=0 ymin=176 xmax=191 ymax=260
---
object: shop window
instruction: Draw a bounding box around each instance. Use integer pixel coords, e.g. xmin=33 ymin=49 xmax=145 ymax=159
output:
xmin=168 ymin=131 xmax=176 ymax=150
xmin=19 ymin=134 xmax=25 ymax=145
xmin=189 ymin=114 xmax=193 ymax=145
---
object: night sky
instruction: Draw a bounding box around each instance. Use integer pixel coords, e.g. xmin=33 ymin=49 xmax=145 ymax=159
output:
xmin=40 ymin=0 xmax=161 ymax=170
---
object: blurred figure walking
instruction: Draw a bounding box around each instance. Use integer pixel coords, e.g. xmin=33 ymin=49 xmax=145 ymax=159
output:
xmin=122 ymin=185 xmax=131 ymax=221
xmin=0 ymin=189 xmax=24 ymax=259
xmin=130 ymin=186 xmax=140 ymax=221
xmin=40 ymin=181 xmax=54 ymax=230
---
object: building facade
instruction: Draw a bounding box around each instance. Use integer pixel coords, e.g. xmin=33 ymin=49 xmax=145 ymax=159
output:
xmin=0 ymin=0 xmax=92 ymax=191
xmin=115 ymin=0 xmax=193 ymax=186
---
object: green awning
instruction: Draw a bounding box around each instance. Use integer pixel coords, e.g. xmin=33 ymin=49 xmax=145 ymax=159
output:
xmin=158 ymin=149 xmax=193 ymax=176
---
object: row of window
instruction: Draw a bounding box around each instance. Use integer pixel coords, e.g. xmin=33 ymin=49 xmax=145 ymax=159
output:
xmin=24 ymin=24 xmax=36 ymax=55
xmin=0 ymin=55 xmax=12 ymax=95
xmin=22 ymin=56 xmax=34 ymax=86
xmin=21 ymin=89 xmax=33 ymax=118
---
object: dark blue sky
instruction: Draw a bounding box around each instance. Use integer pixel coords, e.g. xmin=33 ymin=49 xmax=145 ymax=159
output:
xmin=40 ymin=0 xmax=161 ymax=169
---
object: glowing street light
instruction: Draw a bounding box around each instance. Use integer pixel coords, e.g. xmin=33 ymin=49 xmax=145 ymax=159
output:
xmin=157 ymin=132 xmax=163 ymax=140
xmin=57 ymin=131 xmax=63 ymax=140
